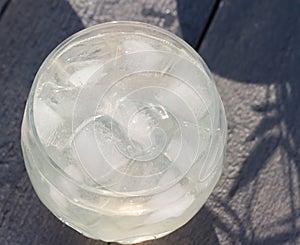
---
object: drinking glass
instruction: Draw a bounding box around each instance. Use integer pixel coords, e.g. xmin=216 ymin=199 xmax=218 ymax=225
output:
xmin=21 ymin=21 xmax=227 ymax=244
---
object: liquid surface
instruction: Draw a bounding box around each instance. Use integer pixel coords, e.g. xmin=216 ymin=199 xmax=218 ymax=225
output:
xmin=33 ymin=33 xmax=213 ymax=195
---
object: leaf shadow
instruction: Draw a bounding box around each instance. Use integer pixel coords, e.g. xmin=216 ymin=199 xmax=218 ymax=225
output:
xmin=198 ymin=0 xmax=300 ymax=243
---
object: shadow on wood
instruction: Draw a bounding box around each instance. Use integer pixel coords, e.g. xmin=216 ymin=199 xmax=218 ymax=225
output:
xmin=200 ymin=0 xmax=300 ymax=243
xmin=0 ymin=0 xmax=102 ymax=244
xmin=176 ymin=0 xmax=217 ymax=47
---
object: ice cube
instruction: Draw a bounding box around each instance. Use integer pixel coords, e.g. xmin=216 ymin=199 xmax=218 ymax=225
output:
xmin=123 ymin=39 xmax=155 ymax=53
xmin=173 ymin=61 xmax=214 ymax=120
xmin=123 ymin=39 xmax=164 ymax=70
xmin=147 ymin=183 xmax=186 ymax=207
xmin=157 ymin=168 xmax=178 ymax=187
xmin=73 ymin=123 xmax=112 ymax=180
xmin=72 ymin=116 xmax=129 ymax=184
xmin=176 ymin=84 xmax=209 ymax=119
xmin=64 ymin=165 xmax=84 ymax=182
xmin=126 ymin=105 xmax=167 ymax=152
xmin=164 ymin=131 xmax=199 ymax=174
xmin=127 ymin=118 xmax=152 ymax=150
xmin=68 ymin=65 xmax=102 ymax=87
xmin=154 ymin=86 xmax=196 ymax=123
xmin=34 ymin=100 xmax=63 ymax=146
xmin=155 ymin=81 xmax=209 ymax=122
xmin=145 ymin=192 xmax=194 ymax=224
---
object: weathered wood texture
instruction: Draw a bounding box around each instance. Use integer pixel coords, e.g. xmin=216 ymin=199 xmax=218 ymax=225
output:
xmin=0 ymin=0 xmax=10 ymax=17
xmin=0 ymin=0 xmax=217 ymax=244
xmin=200 ymin=0 xmax=300 ymax=244
xmin=0 ymin=1 xmax=100 ymax=244
xmin=68 ymin=0 xmax=216 ymax=48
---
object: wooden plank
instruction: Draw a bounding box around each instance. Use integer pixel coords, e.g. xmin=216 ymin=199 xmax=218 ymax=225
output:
xmin=199 ymin=0 xmax=300 ymax=244
xmin=68 ymin=0 xmax=217 ymax=48
xmin=0 ymin=1 xmax=102 ymax=244
xmin=0 ymin=0 xmax=10 ymax=18
xmin=0 ymin=0 xmax=218 ymax=244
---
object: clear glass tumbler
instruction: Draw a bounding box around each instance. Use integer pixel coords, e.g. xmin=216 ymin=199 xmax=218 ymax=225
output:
xmin=21 ymin=21 xmax=227 ymax=244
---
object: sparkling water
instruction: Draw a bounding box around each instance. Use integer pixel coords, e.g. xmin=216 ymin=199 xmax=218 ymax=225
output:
xmin=21 ymin=22 xmax=226 ymax=244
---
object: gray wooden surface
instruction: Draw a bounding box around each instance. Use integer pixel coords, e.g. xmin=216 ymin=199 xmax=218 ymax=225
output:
xmin=0 ymin=0 xmax=299 ymax=244
xmin=200 ymin=0 xmax=300 ymax=244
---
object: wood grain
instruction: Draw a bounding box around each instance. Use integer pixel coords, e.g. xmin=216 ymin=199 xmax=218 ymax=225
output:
xmin=0 ymin=0 xmax=217 ymax=244
xmin=68 ymin=0 xmax=217 ymax=48
xmin=0 ymin=0 xmax=102 ymax=244
xmin=0 ymin=0 xmax=10 ymax=19
xmin=199 ymin=0 xmax=300 ymax=244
